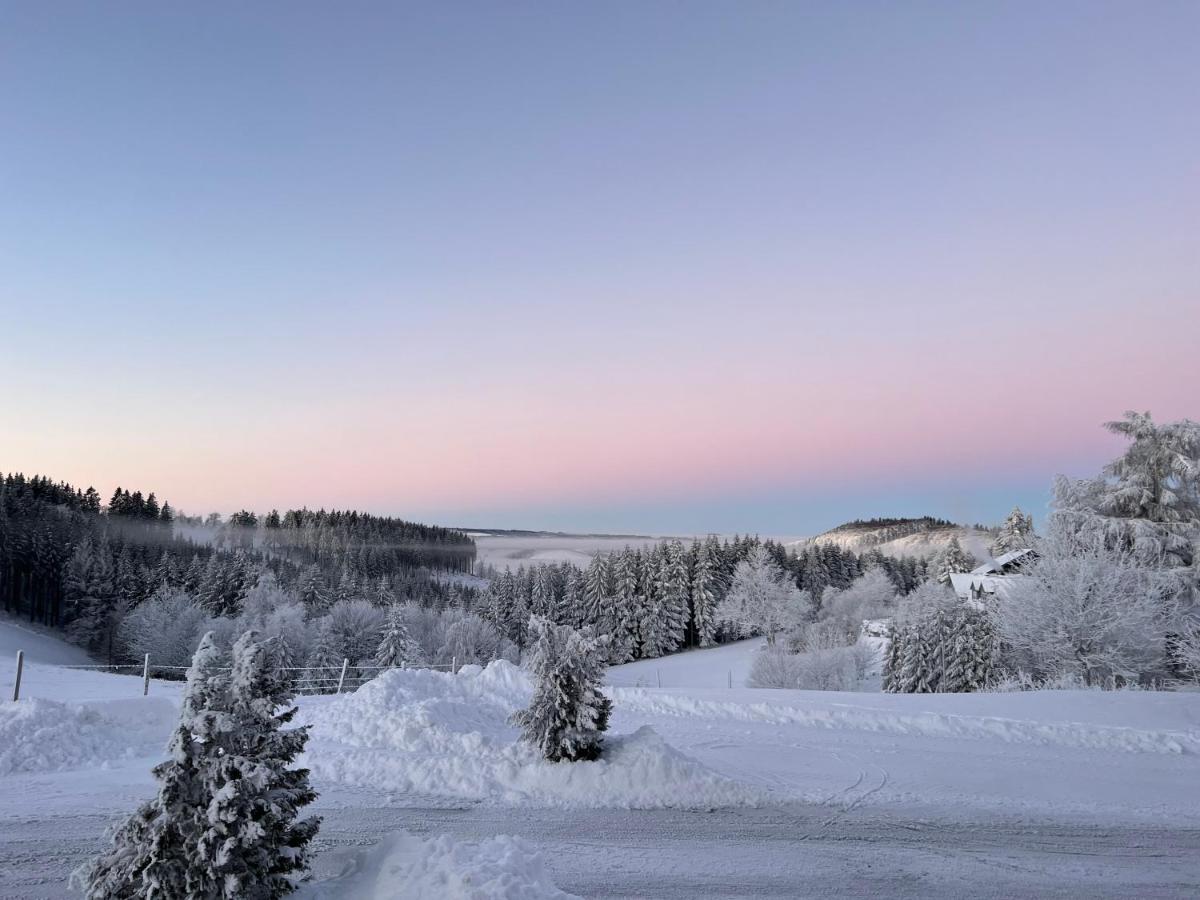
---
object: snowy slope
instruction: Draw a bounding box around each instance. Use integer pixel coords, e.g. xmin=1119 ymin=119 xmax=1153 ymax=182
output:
xmin=0 ymin=614 xmax=94 ymax=665
xmin=792 ymin=521 xmax=995 ymax=560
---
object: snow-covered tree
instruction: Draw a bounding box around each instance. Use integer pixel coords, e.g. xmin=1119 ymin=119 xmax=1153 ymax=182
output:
xmin=997 ymin=526 xmax=1170 ymax=686
xmin=118 ymin=587 xmax=213 ymax=669
xmin=1054 ymin=411 xmax=1200 ymax=572
xmin=607 ymin=549 xmax=640 ymax=663
xmin=582 ymin=556 xmax=610 ymax=628
xmin=510 ymin=617 xmax=612 ymax=762
xmin=714 ymin=545 xmax=805 ymax=646
xmin=437 ymin=611 xmax=518 ymax=667
xmin=196 ymin=632 xmax=320 ymax=897
xmin=884 ymin=581 xmax=995 ymax=693
xmin=991 ymin=506 xmax=1036 ymax=556
xmin=375 ymin=604 xmax=425 ymax=668
xmin=77 ymin=633 xmax=230 ymax=898
xmin=690 ymin=538 xmax=720 ymax=647
xmin=818 ymin=568 xmax=896 ymax=639
xmin=931 ymin=537 xmax=976 ymax=585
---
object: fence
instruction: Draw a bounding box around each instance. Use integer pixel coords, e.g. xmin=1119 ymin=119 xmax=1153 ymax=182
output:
xmin=7 ymin=649 xmax=459 ymax=702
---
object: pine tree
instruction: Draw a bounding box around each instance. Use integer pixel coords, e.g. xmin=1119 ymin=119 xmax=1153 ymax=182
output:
xmin=992 ymin=506 xmax=1035 ymax=556
xmin=606 ymin=549 xmax=639 ymax=663
xmin=690 ymin=538 xmax=719 ymax=647
xmin=77 ymin=633 xmax=229 ymax=898
xmin=510 ymin=618 xmax=612 ymax=763
xmin=582 ymin=556 xmax=610 ymax=628
xmin=197 ymin=633 xmax=320 ymax=897
xmin=933 ymin=537 xmax=975 ymax=585
xmin=657 ymin=541 xmax=689 ymax=653
xmin=375 ymin=605 xmax=424 ymax=668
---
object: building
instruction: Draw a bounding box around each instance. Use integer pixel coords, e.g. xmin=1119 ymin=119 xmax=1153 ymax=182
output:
xmin=949 ymin=548 xmax=1036 ymax=604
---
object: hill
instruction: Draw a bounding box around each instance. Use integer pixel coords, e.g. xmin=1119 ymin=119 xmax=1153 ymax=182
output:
xmin=792 ymin=517 xmax=995 ymax=561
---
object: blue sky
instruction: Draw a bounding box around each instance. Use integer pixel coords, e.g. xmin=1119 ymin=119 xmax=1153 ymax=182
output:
xmin=2 ymin=3 xmax=1197 ymax=534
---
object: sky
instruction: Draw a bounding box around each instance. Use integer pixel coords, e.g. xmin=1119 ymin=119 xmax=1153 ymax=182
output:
xmin=2 ymin=2 xmax=1198 ymax=536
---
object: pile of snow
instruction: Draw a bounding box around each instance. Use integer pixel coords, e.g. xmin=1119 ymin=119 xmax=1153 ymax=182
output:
xmin=300 ymin=660 xmax=759 ymax=808
xmin=0 ymin=696 xmax=176 ymax=775
xmin=300 ymin=831 xmax=579 ymax=900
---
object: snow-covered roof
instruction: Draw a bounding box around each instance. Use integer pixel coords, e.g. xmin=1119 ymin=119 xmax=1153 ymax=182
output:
xmin=969 ymin=548 xmax=1035 ymax=576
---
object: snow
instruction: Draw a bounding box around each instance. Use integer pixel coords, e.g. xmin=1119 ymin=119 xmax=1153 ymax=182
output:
xmin=0 ymin=696 xmax=177 ymax=776
xmin=2 ymin=639 xmax=1199 ymax=896
xmin=0 ymin=613 xmax=95 ymax=665
xmin=606 ymin=638 xmax=765 ymax=688
xmin=300 ymin=660 xmax=759 ymax=809
xmin=299 ymin=830 xmax=580 ymax=899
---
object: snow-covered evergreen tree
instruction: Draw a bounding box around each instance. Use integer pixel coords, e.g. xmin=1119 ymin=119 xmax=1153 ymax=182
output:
xmin=77 ymin=632 xmax=229 ymax=898
xmin=582 ymin=556 xmax=610 ymax=628
xmin=932 ymin=536 xmax=975 ymax=585
xmin=375 ymin=604 xmax=425 ymax=668
xmin=510 ymin=617 xmax=612 ymax=763
xmin=196 ymin=632 xmax=320 ymax=897
xmin=690 ymin=538 xmax=719 ymax=648
xmin=991 ymin=506 xmax=1035 ymax=556
xmin=607 ymin=549 xmax=640 ymax=663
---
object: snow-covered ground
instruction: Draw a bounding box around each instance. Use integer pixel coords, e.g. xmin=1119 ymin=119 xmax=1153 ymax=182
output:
xmin=2 ymin=625 xmax=1199 ymax=897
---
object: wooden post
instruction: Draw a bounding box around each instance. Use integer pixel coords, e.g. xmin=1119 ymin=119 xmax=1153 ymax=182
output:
xmin=656 ymin=668 xmax=661 ymax=688
xmin=451 ymin=655 xmax=457 ymax=674
xmin=728 ymin=670 xmax=732 ymax=689
xmin=336 ymin=658 xmax=349 ymax=694
xmin=142 ymin=654 xmax=151 ymax=696
xmin=12 ymin=650 xmax=23 ymax=702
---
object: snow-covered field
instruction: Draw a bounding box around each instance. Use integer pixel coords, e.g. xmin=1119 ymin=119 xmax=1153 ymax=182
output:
xmin=2 ymin=626 xmax=1199 ymax=897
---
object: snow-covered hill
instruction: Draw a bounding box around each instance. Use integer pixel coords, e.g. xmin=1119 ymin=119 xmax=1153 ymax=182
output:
xmin=0 ymin=614 xmax=94 ymax=666
xmin=791 ymin=517 xmax=995 ymax=560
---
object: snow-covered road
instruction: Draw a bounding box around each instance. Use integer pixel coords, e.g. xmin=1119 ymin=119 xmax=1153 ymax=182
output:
xmin=3 ymin=791 xmax=1198 ymax=899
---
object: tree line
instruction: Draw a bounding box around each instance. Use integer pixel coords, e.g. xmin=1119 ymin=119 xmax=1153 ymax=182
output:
xmin=0 ymin=472 xmax=477 ymax=659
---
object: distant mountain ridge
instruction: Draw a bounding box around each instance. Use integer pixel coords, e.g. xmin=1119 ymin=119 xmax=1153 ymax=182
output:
xmin=792 ymin=516 xmax=996 ymax=561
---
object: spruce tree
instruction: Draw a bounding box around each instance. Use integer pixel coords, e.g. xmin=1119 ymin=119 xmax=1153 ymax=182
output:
xmin=77 ymin=633 xmax=229 ymax=899
xmin=197 ymin=633 xmax=320 ymax=898
xmin=375 ymin=605 xmax=424 ymax=668
xmin=510 ymin=617 xmax=612 ymax=762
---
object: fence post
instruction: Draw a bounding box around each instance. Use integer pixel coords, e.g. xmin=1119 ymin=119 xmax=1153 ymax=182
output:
xmin=12 ymin=650 xmax=23 ymax=702
xmin=656 ymin=668 xmax=661 ymax=688
xmin=451 ymin=655 xmax=457 ymax=674
xmin=142 ymin=654 xmax=151 ymax=696
xmin=728 ymin=670 xmax=732 ymax=689
xmin=336 ymin=658 xmax=349 ymax=694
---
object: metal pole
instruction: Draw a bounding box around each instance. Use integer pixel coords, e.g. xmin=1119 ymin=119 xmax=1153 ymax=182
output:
xmin=12 ymin=651 xmax=23 ymax=702
xmin=336 ymin=658 xmax=349 ymax=693
xmin=728 ymin=669 xmax=732 ymax=689
xmin=142 ymin=654 xmax=151 ymax=696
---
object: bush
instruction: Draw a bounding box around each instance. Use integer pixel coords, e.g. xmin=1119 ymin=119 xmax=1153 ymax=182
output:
xmin=748 ymin=645 xmax=861 ymax=691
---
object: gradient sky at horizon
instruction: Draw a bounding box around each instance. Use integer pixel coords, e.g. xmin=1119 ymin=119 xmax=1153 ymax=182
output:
xmin=2 ymin=2 xmax=1198 ymax=535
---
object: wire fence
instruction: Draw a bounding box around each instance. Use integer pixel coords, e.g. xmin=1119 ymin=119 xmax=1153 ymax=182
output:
xmin=7 ymin=649 xmax=459 ymax=702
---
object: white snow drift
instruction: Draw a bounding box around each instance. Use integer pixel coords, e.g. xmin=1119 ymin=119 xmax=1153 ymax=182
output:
xmin=0 ymin=696 xmax=177 ymax=775
xmin=300 ymin=660 xmax=760 ymax=808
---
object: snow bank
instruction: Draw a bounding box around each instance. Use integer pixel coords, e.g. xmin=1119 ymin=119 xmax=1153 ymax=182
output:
xmin=611 ymin=688 xmax=1200 ymax=755
xmin=0 ymin=697 xmax=175 ymax=775
xmin=301 ymin=660 xmax=760 ymax=808
xmin=299 ymin=830 xmax=579 ymax=900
